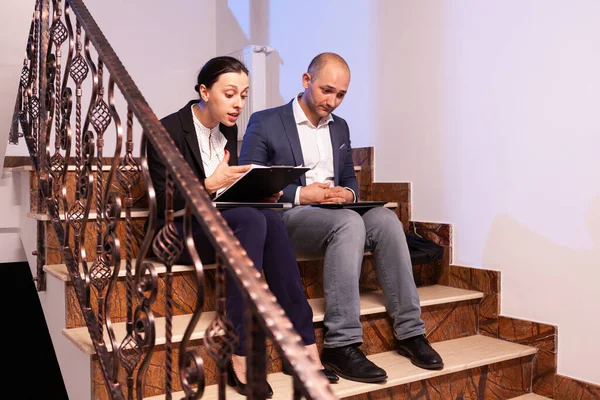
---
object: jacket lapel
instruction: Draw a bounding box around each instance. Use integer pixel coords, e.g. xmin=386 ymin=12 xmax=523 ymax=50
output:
xmin=329 ymin=117 xmax=341 ymax=186
xmin=280 ymin=100 xmax=306 ymax=186
xmin=179 ymin=101 xmax=206 ymax=177
xmin=221 ymin=123 xmax=239 ymax=165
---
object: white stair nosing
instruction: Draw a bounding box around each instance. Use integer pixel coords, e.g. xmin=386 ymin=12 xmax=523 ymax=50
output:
xmin=511 ymin=394 xmax=553 ymax=400
xmin=45 ymin=251 xmax=387 ymax=283
xmin=7 ymin=164 xmax=117 ymax=173
xmin=11 ymin=165 xmax=360 ymax=174
xmin=144 ymin=335 xmax=538 ymax=400
xmin=28 ymin=209 xmax=149 ymax=221
xmin=44 ymin=261 xmax=201 ymax=282
xmin=29 ymin=202 xmax=399 ymax=221
xmin=62 ymin=285 xmax=483 ymax=355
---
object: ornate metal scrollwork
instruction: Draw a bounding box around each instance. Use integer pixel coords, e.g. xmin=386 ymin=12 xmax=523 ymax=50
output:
xmin=204 ymin=255 xmax=238 ymax=393
xmin=11 ymin=1 xmax=339 ymax=399
xmin=151 ymin=173 xmax=183 ymax=397
xmin=178 ymin=206 xmax=207 ymax=400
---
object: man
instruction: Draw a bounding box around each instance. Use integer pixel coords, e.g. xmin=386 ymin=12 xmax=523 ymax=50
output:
xmin=239 ymin=53 xmax=443 ymax=383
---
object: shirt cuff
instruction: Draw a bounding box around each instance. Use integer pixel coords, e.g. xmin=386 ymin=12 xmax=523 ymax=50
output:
xmin=344 ymin=187 xmax=357 ymax=203
xmin=294 ymin=187 xmax=302 ymax=206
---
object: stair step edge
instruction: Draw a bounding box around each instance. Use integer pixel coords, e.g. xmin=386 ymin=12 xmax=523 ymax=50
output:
xmin=62 ymin=285 xmax=483 ymax=355
xmin=7 ymin=165 xmax=364 ymax=173
xmin=27 ymin=209 xmax=149 ymax=221
xmin=511 ymin=394 xmax=553 ymax=400
xmin=45 ymin=252 xmax=381 ymax=282
xmin=144 ymin=335 xmax=538 ymax=400
xmin=29 ymin=202 xmax=399 ymax=221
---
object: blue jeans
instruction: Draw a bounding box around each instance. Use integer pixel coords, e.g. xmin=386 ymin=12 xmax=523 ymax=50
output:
xmin=282 ymin=206 xmax=425 ymax=348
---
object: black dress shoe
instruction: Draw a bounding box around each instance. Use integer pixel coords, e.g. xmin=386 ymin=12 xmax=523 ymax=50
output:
xmin=321 ymin=368 xmax=340 ymax=383
xmin=396 ymin=335 xmax=444 ymax=370
xmin=227 ymin=358 xmax=273 ymax=398
xmin=282 ymin=363 xmax=340 ymax=383
xmin=321 ymin=344 xmax=387 ymax=383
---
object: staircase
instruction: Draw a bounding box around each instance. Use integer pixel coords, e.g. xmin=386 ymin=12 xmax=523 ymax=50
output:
xmin=7 ymin=0 xmax=562 ymax=399
xmin=10 ymin=147 xmax=558 ymax=399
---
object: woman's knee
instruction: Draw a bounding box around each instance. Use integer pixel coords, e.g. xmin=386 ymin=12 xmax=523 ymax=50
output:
xmin=223 ymin=207 xmax=267 ymax=234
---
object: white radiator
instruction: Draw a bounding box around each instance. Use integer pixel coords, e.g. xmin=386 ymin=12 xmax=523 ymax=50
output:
xmin=227 ymin=45 xmax=274 ymax=141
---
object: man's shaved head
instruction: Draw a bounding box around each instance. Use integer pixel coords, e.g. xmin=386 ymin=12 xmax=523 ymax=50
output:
xmin=307 ymin=52 xmax=350 ymax=81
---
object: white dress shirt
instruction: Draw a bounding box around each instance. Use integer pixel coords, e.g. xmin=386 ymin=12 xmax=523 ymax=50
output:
xmin=291 ymin=96 xmax=355 ymax=205
xmin=191 ymin=104 xmax=227 ymax=178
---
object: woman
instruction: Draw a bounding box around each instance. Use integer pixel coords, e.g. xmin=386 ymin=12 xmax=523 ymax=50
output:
xmin=147 ymin=56 xmax=337 ymax=397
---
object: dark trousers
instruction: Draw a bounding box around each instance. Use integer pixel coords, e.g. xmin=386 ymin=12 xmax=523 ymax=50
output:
xmin=175 ymin=207 xmax=315 ymax=356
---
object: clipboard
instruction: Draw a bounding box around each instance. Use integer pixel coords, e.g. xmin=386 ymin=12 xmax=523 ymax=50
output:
xmin=213 ymin=165 xmax=309 ymax=202
xmin=173 ymin=202 xmax=293 ymax=218
xmin=212 ymin=202 xmax=293 ymax=210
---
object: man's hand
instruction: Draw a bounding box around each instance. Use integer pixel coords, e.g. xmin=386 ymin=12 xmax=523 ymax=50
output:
xmin=263 ymin=191 xmax=283 ymax=203
xmin=299 ymin=182 xmax=331 ymax=204
xmin=322 ymin=186 xmax=354 ymax=203
xmin=204 ymin=150 xmax=251 ymax=194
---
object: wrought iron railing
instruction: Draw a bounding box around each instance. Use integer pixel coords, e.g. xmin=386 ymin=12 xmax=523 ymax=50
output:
xmin=13 ymin=1 xmax=337 ymax=399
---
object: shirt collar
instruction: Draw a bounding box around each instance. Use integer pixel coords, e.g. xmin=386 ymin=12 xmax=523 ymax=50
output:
xmin=191 ymin=103 xmax=219 ymax=135
xmin=292 ymin=94 xmax=333 ymax=129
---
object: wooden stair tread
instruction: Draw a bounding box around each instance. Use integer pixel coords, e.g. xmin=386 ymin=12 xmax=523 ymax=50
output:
xmin=44 ymin=260 xmax=199 ymax=282
xmin=8 ymin=165 xmax=364 ymax=173
xmin=63 ymin=285 xmax=483 ymax=355
xmin=144 ymin=335 xmax=538 ymax=400
xmin=29 ymin=202 xmax=399 ymax=221
xmin=27 ymin=209 xmax=150 ymax=221
xmin=44 ymin=250 xmax=378 ymax=282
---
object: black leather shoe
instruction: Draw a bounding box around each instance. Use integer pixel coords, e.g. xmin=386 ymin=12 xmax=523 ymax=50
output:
xmin=321 ymin=344 xmax=387 ymax=383
xmin=227 ymin=358 xmax=273 ymax=398
xmin=396 ymin=335 xmax=444 ymax=370
xmin=321 ymin=368 xmax=339 ymax=383
xmin=282 ymin=363 xmax=340 ymax=383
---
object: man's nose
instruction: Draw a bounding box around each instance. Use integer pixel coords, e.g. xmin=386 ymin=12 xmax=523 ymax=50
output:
xmin=326 ymin=94 xmax=335 ymax=107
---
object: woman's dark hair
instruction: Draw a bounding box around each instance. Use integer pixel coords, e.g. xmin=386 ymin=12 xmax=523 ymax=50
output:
xmin=194 ymin=56 xmax=249 ymax=94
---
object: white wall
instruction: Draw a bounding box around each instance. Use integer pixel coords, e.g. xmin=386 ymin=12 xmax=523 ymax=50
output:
xmin=0 ymin=2 xmax=220 ymax=398
xmin=85 ymin=0 xmax=217 ymax=120
xmin=218 ymin=0 xmax=378 ymax=149
xmin=0 ymin=0 xmax=36 ymax=263
xmin=4 ymin=0 xmax=598 ymax=387
xmin=221 ymin=0 xmax=600 ymax=386
xmin=5 ymin=0 xmax=218 ymax=158
xmin=0 ymin=0 xmax=33 ymax=164
xmin=374 ymin=1 xmax=600 ymax=385
xmin=2 ymin=0 xmax=218 ymax=261
xmin=0 ymin=172 xmax=27 ymax=263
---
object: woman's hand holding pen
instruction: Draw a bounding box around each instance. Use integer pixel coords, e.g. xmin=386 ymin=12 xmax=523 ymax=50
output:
xmin=204 ymin=150 xmax=251 ymax=194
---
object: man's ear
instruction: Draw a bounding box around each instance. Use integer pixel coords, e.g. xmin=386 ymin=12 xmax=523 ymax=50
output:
xmin=301 ymin=72 xmax=311 ymax=89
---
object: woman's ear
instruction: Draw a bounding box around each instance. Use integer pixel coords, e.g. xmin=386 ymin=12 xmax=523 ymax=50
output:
xmin=199 ymin=84 xmax=209 ymax=103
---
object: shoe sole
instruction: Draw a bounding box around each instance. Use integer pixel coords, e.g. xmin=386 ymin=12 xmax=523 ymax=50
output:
xmin=282 ymin=367 xmax=340 ymax=384
xmin=396 ymin=348 xmax=444 ymax=370
xmin=323 ymin=363 xmax=388 ymax=383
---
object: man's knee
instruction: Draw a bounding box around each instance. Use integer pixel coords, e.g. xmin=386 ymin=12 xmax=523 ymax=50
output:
xmin=332 ymin=209 xmax=366 ymax=239
xmin=365 ymin=207 xmax=403 ymax=231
